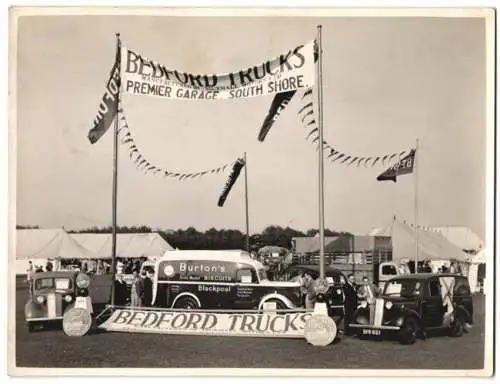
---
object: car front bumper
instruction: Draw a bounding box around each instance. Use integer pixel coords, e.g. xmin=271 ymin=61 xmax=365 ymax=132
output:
xmin=26 ymin=316 xmax=64 ymax=322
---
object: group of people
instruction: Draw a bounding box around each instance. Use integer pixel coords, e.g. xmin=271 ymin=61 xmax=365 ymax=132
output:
xmin=342 ymin=274 xmax=380 ymax=335
xmin=292 ymin=271 xmax=380 ymax=336
xmin=113 ymin=268 xmax=155 ymax=307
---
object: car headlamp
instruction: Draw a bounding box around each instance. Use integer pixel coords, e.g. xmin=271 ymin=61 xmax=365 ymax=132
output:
xmin=75 ymin=273 xmax=90 ymax=289
xmin=336 ymin=288 xmax=342 ymax=295
xmin=385 ymin=301 xmax=393 ymax=310
xmin=36 ymin=296 xmax=44 ymax=304
xmin=360 ymin=300 xmax=368 ymax=309
xmin=64 ymin=295 xmax=72 ymax=303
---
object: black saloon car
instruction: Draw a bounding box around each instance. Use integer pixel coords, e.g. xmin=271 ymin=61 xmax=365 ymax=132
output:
xmin=349 ymin=273 xmax=474 ymax=344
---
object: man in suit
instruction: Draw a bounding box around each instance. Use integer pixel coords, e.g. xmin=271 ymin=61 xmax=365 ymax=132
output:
xmin=358 ymin=276 xmax=379 ymax=302
xmin=114 ymin=274 xmax=128 ymax=306
xmin=141 ymin=269 xmax=154 ymax=307
xmin=130 ymin=271 xmax=143 ymax=307
xmin=342 ymin=274 xmax=358 ymax=335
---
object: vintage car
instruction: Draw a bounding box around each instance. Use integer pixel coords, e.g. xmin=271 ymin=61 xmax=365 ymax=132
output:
xmin=152 ymin=250 xmax=303 ymax=310
xmin=349 ymin=273 xmax=474 ymax=345
xmin=24 ymin=271 xmax=91 ymax=331
xmin=279 ymin=264 xmax=347 ymax=321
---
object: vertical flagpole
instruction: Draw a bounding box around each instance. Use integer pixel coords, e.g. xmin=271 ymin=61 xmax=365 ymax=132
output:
xmin=414 ymin=139 xmax=419 ymax=274
xmin=110 ymin=33 xmax=121 ymax=306
xmin=317 ymin=25 xmax=325 ymax=279
xmin=244 ymin=152 xmax=250 ymax=253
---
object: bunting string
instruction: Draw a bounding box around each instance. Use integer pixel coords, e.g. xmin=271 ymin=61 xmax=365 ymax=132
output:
xmin=297 ymin=88 xmax=411 ymax=168
xmin=401 ymin=219 xmax=441 ymax=233
xmin=117 ymin=104 xmax=237 ymax=180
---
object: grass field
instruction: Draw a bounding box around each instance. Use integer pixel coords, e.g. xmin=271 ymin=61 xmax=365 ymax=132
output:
xmin=14 ymin=281 xmax=486 ymax=369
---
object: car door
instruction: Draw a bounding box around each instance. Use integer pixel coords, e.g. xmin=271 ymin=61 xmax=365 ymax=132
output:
xmin=422 ymin=278 xmax=445 ymax=327
xmin=232 ymin=267 xmax=259 ymax=309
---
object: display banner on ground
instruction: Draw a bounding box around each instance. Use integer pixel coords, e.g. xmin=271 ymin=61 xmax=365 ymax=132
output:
xmin=120 ymin=41 xmax=315 ymax=100
xmin=99 ymin=308 xmax=313 ymax=338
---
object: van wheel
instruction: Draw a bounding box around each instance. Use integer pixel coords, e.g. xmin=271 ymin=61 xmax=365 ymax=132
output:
xmin=174 ymin=296 xmax=200 ymax=310
xmin=262 ymin=299 xmax=287 ymax=310
xmin=450 ymin=315 xmax=464 ymax=337
xmin=399 ymin=318 xmax=417 ymax=345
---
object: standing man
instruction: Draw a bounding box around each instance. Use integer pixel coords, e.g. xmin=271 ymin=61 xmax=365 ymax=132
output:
xmin=114 ymin=274 xmax=128 ymax=306
xmin=291 ymin=271 xmax=306 ymax=306
xmin=130 ymin=271 xmax=142 ymax=308
xmin=303 ymin=272 xmax=316 ymax=310
xmin=358 ymin=276 xmax=379 ymax=302
xmin=343 ymin=274 xmax=358 ymax=335
xmin=142 ymin=269 xmax=154 ymax=307
xmin=138 ymin=270 xmax=149 ymax=307
xmin=26 ymin=261 xmax=34 ymax=292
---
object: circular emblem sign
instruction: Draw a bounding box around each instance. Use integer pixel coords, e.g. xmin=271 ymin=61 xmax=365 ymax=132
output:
xmin=313 ymin=278 xmax=330 ymax=295
xmin=164 ymin=264 xmax=175 ymax=277
xmin=304 ymin=314 xmax=337 ymax=346
xmin=63 ymin=307 xmax=92 ymax=337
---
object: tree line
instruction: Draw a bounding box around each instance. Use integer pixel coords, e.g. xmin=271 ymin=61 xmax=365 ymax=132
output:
xmin=17 ymin=224 xmax=352 ymax=251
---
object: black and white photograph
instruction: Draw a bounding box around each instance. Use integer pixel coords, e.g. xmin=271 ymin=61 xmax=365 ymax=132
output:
xmin=7 ymin=6 xmax=495 ymax=377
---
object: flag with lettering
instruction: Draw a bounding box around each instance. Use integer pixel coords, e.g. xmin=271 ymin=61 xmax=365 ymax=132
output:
xmin=376 ymin=149 xmax=416 ymax=182
xmin=217 ymin=158 xmax=245 ymax=207
xmin=258 ymin=90 xmax=296 ymax=141
xmin=88 ymin=41 xmax=121 ymax=144
xmin=257 ymin=44 xmax=319 ymax=142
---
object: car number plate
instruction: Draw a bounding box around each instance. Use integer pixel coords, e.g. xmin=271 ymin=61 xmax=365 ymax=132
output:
xmin=362 ymin=329 xmax=381 ymax=336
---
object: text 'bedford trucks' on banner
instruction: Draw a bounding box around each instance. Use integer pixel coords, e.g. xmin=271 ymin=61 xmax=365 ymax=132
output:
xmin=120 ymin=41 xmax=316 ymax=100
xmin=99 ymin=309 xmax=313 ymax=338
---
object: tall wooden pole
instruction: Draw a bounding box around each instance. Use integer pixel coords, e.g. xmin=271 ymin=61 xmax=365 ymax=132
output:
xmin=414 ymin=139 xmax=419 ymax=274
xmin=110 ymin=33 xmax=121 ymax=306
xmin=244 ymin=152 xmax=250 ymax=253
xmin=317 ymin=25 xmax=326 ymax=279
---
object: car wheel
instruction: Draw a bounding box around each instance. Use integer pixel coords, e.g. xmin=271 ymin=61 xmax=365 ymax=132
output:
xmin=399 ymin=318 xmax=418 ymax=345
xmin=262 ymin=299 xmax=287 ymax=310
xmin=450 ymin=315 xmax=464 ymax=337
xmin=173 ymin=296 xmax=200 ymax=310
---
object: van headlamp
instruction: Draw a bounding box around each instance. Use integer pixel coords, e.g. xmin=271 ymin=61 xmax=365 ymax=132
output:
xmin=385 ymin=301 xmax=393 ymax=310
xmin=64 ymin=295 xmax=72 ymax=303
xmin=36 ymin=296 xmax=44 ymax=304
xmin=75 ymin=273 xmax=90 ymax=289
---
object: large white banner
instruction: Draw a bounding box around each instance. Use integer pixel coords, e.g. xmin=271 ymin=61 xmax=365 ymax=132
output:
xmin=99 ymin=308 xmax=313 ymax=338
xmin=120 ymin=41 xmax=315 ymax=100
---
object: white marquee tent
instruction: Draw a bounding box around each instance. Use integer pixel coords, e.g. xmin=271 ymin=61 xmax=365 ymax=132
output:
xmin=370 ymin=219 xmax=468 ymax=262
xmin=69 ymin=233 xmax=174 ymax=260
xmin=15 ymin=228 xmax=98 ymax=274
xmin=430 ymin=226 xmax=483 ymax=251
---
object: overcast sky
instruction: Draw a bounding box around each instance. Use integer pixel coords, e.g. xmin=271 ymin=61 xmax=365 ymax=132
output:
xmin=15 ymin=13 xmax=487 ymax=239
